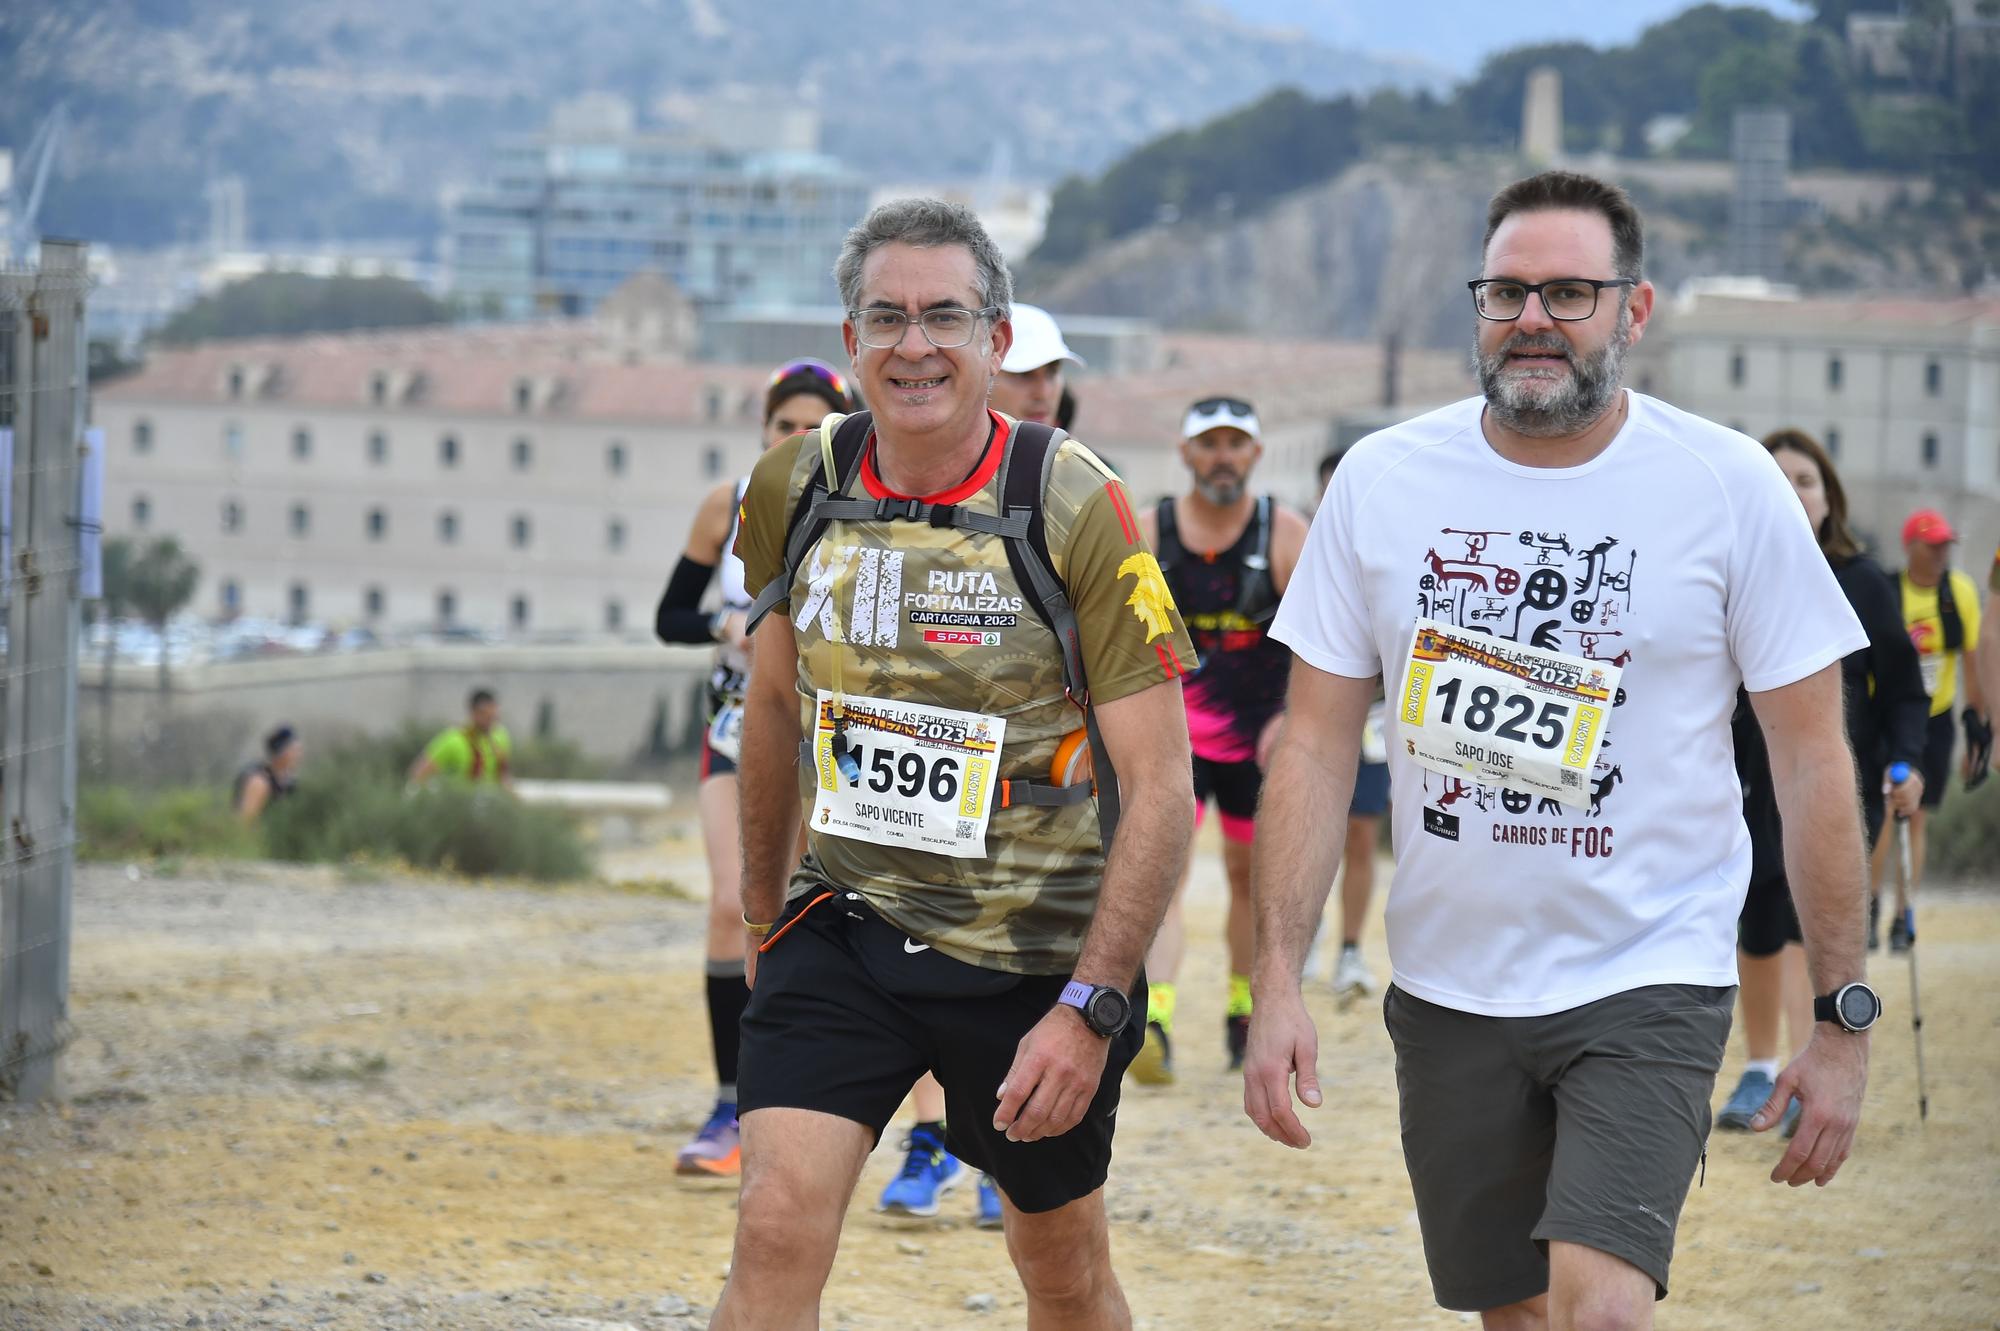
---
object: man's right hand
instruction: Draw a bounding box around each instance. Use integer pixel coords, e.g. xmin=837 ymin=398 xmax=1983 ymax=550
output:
xmin=1888 ymin=767 xmax=1923 ymax=819
xmin=1242 ymin=985 xmax=1323 ymax=1149
xmin=743 ymin=935 xmax=760 ymax=990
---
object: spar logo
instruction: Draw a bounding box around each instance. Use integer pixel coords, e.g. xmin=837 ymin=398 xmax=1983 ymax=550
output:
xmin=924 ymin=629 xmax=1001 ymax=647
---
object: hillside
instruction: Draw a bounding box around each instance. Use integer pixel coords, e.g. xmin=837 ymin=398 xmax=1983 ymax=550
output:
xmin=0 ymin=0 xmax=1435 ymax=250
xmin=1031 ymin=3 xmax=1998 ymax=270
xmin=1030 ymin=155 xmax=1712 ymax=349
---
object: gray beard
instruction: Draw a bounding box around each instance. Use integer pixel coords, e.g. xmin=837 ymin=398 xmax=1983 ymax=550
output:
xmin=1196 ymin=473 xmax=1246 ymax=505
xmin=1475 ymin=312 xmax=1631 ymax=439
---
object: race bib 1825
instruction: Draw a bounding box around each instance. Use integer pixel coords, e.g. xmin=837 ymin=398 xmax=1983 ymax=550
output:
xmin=809 ymin=691 xmax=1005 ymax=859
xmin=1397 ymin=619 xmax=1620 ymax=809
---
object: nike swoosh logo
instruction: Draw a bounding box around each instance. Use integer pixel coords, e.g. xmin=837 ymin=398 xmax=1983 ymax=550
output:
xmin=903 ymin=939 xmax=931 ymax=954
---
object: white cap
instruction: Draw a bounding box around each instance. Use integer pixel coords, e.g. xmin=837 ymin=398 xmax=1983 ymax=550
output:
xmin=1002 ymin=304 xmax=1085 ymax=373
xmin=1181 ymin=397 xmax=1261 ymax=440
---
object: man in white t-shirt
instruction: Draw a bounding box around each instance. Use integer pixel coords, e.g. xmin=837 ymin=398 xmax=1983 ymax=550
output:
xmin=1243 ymin=170 xmax=1877 ymax=1329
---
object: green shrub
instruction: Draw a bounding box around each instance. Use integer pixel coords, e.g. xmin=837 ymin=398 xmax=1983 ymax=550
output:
xmin=78 ymin=786 xmax=258 ymax=860
xmin=1925 ymin=778 xmax=1999 ymax=882
xmin=259 ymin=777 xmax=591 ymax=882
xmin=511 ymin=735 xmax=608 ymax=781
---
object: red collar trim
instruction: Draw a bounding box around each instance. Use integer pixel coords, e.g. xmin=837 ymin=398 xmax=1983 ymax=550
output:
xmin=861 ymin=411 xmax=1010 ymax=504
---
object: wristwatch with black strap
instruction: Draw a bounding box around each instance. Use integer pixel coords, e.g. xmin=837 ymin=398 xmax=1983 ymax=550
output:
xmin=1813 ymin=981 xmax=1881 ymax=1033
xmin=1058 ymin=980 xmax=1132 ymax=1038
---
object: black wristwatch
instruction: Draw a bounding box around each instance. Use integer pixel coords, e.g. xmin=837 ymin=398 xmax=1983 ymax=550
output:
xmin=1058 ymin=980 xmax=1132 ymax=1039
xmin=1813 ymin=982 xmax=1881 ymax=1033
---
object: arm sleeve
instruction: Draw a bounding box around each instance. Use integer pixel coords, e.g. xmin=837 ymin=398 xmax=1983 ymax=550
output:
xmin=1851 ymin=562 xmax=1929 ymax=770
xmin=1267 ymin=461 xmax=1381 ymax=680
xmin=1725 ymin=450 xmax=1867 ymax=692
xmin=654 ymin=556 xmax=718 ymax=644
xmin=1060 ymin=479 xmax=1196 ymax=705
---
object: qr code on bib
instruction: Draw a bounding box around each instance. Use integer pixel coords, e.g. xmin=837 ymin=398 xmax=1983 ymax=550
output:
xmin=1562 ymin=770 xmax=1582 ymax=789
xmin=956 ymin=820 xmax=976 ymax=839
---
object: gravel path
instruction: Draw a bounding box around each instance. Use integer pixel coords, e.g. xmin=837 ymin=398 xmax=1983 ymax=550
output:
xmin=3 ymin=857 xmax=1997 ymax=1329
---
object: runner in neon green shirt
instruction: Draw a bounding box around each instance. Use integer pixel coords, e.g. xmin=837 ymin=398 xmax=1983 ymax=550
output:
xmin=408 ymin=688 xmax=513 ymax=788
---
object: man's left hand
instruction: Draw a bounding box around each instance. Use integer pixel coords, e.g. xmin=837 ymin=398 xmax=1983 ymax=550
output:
xmin=1755 ymin=1028 xmax=1869 ymax=1187
xmin=1962 ymin=709 xmax=1992 ymax=788
xmin=993 ymin=1005 xmax=1111 ymax=1143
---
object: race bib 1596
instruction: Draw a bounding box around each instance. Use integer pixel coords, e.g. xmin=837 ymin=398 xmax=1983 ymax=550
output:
xmin=1397 ymin=619 xmax=1620 ymax=809
xmin=809 ymin=691 xmax=1005 ymax=859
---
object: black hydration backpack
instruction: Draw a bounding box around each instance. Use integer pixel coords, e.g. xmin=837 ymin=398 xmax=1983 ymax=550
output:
xmin=746 ymin=412 xmax=1122 ymax=844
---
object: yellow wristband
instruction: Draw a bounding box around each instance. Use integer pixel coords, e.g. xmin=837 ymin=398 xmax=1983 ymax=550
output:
xmin=742 ymin=913 xmax=776 ymax=937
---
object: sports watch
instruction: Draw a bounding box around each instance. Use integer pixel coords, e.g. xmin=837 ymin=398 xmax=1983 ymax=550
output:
xmin=1813 ymin=982 xmax=1882 ymax=1033
xmin=1057 ymin=981 xmax=1132 ymax=1039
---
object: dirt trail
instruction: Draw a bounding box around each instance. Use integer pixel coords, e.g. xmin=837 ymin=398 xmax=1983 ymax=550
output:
xmin=2 ymin=841 xmax=1996 ymax=1330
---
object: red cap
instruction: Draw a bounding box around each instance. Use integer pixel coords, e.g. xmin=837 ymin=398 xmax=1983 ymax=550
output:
xmin=1902 ymin=508 xmax=1956 ymax=546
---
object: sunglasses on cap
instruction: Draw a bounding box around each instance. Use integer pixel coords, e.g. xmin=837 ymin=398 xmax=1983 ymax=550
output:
xmin=768 ymin=358 xmax=849 ymax=399
xmin=1188 ymin=397 xmax=1255 ymax=418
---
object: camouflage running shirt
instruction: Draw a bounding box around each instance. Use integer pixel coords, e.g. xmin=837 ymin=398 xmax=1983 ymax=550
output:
xmin=737 ymin=410 xmax=1194 ymax=974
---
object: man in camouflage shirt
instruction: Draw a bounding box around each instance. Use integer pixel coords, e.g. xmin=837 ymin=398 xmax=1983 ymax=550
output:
xmin=711 ymin=199 xmax=1195 ymax=1331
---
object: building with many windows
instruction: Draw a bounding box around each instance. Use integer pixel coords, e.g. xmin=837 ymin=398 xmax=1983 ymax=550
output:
xmin=94 ymin=325 xmax=775 ymax=636
xmin=1637 ymin=292 xmax=2000 ymax=569
xmin=94 ymin=318 xmax=1476 ymax=637
xmin=447 ymin=107 xmax=870 ymax=320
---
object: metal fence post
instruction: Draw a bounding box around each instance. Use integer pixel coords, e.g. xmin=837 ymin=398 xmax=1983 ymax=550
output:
xmin=1 ymin=239 xmax=88 ymax=1102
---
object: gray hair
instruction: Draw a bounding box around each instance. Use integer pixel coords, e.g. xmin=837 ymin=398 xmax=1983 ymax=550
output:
xmin=834 ymin=197 xmax=1013 ymax=318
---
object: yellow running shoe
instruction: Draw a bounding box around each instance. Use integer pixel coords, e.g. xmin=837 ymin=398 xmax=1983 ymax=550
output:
xmin=1128 ymin=1020 xmax=1175 ymax=1086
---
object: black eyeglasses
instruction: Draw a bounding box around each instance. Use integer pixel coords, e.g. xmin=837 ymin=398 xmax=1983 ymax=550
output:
xmin=1188 ymin=397 xmax=1256 ymax=417
xmin=1468 ymin=278 xmax=1635 ymax=322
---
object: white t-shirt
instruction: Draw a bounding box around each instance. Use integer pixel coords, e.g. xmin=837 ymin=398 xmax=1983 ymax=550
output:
xmin=1274 ymin=392 xmax=1866 ymax=1017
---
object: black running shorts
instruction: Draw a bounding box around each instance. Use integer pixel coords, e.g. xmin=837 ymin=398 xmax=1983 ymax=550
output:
xmin=738 ymin=888 xmax=1145 ymax=1214
xmin=1383 ymin=982 xmax=1733 ymax=1311
xmin=1918 ymin=710 xmax=1954 ymax=809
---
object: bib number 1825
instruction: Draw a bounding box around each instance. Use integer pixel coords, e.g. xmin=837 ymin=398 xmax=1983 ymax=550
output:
xmin=1432 ymin=678 xmax=1570 ymax=750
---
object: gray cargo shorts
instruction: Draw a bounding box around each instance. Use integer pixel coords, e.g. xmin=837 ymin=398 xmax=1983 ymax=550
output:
xmin=1383 ymin=981 xmax=1734 ymax=1312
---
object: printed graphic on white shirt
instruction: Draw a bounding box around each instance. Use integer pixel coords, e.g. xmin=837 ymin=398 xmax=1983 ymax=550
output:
xmin=810 ymin=690 xmax=1004 ymax=859
xmin=1409 ymin=525 xmax=1638 ymax=853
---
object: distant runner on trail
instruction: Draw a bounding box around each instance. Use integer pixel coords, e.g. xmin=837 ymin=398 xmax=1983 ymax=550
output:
xmin=1129 ymin=396 xmax=1308 ymax=1085
xmin=408 ymin=689 xmax=512 ymax=790
xmin=652 ymin=358 xmax=852 ymax=1179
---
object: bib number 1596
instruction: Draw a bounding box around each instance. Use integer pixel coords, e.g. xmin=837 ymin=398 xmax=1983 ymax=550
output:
xmin=836 ymin=742 xmax=961 ymax=802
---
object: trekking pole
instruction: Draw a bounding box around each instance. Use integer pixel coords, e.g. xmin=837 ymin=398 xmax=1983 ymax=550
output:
xmin=1889 ymin=762 xmax=1929 ymax=1123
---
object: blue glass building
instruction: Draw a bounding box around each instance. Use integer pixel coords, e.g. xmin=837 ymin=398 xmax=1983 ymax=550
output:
xmin=449 ymin=131 xmax=870 ymax=320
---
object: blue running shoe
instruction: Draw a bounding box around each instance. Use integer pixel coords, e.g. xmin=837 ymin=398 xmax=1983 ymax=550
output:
xmin=675 ymin=1101 xmax=740 ymax=1177
xmin=878 ymin=1128 xmax=962 ymax=1218
xmin=975 ymin=1175 xmax=1004 ymax=1230
xmin=1716 ymin=1069 xmax=1774 ymax=1131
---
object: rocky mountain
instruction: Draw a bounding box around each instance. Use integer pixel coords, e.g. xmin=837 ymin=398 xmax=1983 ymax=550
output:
xmin=1 ymin=0 xmax=1438 ymax=250
xmin=1028 ymin=154 xmax=1711 ymax=350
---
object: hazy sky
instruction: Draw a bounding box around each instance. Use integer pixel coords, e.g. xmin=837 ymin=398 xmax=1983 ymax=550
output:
xmin=1216 ymin=0 xmax=1805 ymax=76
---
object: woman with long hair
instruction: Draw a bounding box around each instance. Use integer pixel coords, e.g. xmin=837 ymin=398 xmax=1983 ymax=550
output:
xmin=1716 ymin=427 xmax=1928 ymax=1136
xmin=654 ymin=359 xmax=853 ymax=1177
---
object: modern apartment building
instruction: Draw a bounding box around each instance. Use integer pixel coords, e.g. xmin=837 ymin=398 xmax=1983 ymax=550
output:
xmin=94 ymin=326 xmax=775 ymax=636
xmin=447 ymin=110 xmax=869 ymax=320
xmin=1638 ymin=292 xmax=2000 ymax=568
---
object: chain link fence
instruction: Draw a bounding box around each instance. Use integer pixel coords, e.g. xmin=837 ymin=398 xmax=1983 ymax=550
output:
xmin=1 ymin=240 xmax=90 ymax=1102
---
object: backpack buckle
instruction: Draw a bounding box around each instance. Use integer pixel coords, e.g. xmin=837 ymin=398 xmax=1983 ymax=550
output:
xmin=874 ymin=496 xmax=925 ymax=522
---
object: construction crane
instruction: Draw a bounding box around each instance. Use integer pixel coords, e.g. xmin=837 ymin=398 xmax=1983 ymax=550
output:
xmin=4 ymin=104 xmax=69 ymax=262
